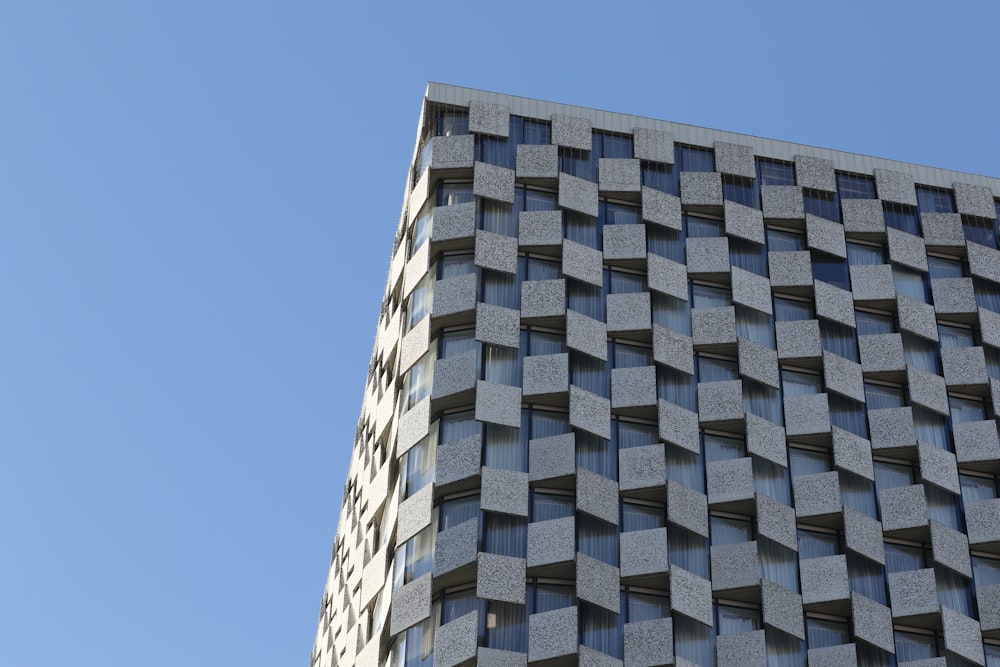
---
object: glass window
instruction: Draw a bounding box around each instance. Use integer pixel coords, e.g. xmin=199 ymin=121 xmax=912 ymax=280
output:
xmin=821 ymin=320 xmax=859 ymax=362
xmin=884 ymin=542 xmax=927 ymax=573
xmin=987 ymin=643 xmax=1000 ymax=667
xmin=731 ymin=237 xmax=768 ymax=276
xmin=578 ymin=514 xmax=618 ymax=566
xmin=976 ymin=279 xmax=1000 ymax=313
xmin=438 ymin=182 xmax=474 ymax=206
xmin=806 ymin=617 xmax=849 ymax=649
xmin=393 ymin=526 xmax=434 ymax=589
xmin=893 ymin=266 xmax=928 ymax=302
xmin=484 ymin=421 xmax=526 ymax=472
xmin=913 ymin=406 xmax=949 ymax=450
xmin=519 ymin=117 xmax=551 ymax=145
xmin=647 ymin=225 xmax=684 ymax=262
xmin=723 ymin=174 xmax=757 ymax=208
xmin=440 ymin=410 xmax=480 ymax=445
xmin=531 ymin=491 xmax=574 ymax=522
xmin=441 ymin=588 xmax=480 ymax=625
xmin=840 ymin=470 xmax=878 ymax=518
xmin=760 ymin=537 xmax=799 ymax=591
xmin=524 ymin=329 xmax=565 ymax=356
xmin=698 ymin=355 xmax=738 ymax=382
xmin=484 ymin=601 xmax=526 ymax=652
xmin=405 ymin=352 xmax=433 ymax=409
xmin=652 ymin=293 xmax=691 ymax=335
xmin=710 ymin=515 xmax=753 ymax=545
xmin=864 ymin=382 xmax=904 ymax=409
xmin=626 ymin=591 xmax=669 ymax=622
xmin=829 ymin=394 xmax=869 ymax=439
xmin=936 ymin=565 xmax=973 ymax=615
xmin=704 ymin=433 xmax=745 ymax=462
xmin=916 ymin=186 xmax=955 ymax=214
xmin=439 ymin=494 xmax=480 ymax=531
xmin=803 ymin=188 xmax=839 ymax=221
xmin=757 ymin=158 xmax=795 ymax=186
xmin=753 ymin=455 xmax=791 ymax=504
xmin=666 ymin=443 xmax=705 ymax=494
xmin=798 ymin=529 xmax=840 ymax=559
xmin=973 ymin=555 xmax=1000 ymax=587
xmin=846 ymin=242 xmax=885 ymax=266
xmin=789 ymin=446 xmax=830 ymax=477
xmin=883 ymin=202 xmax=920 ymax=235
xmin=836 ymin=172 xmax=876 ymax=199
xmin=960 ymin=473 xmax=998 ymax=503
xmin=601 ymin=201 xmax=639 ymax=226
xmin=571 ymin=351 xmax=609 ymax=397
xmin=782 ymin=369 xmax=822 ymax=396
xmin=873 ymin=460 xmax=914 ymax=490
xmin=564 ymin=211 xmax=600 ymax=249
xmin=615 ymin=420 xmax=658 ymax=449
xmin=848 ymin=553 xmax=887 ymax=604
xmin=673 ymin=615 xmax=715 ymax=666
xmin=894 ymin=631 xmax=938 ymax=661
xmin=766 ymin=227 xmax=804 ymax=251
xmin=577 ymin=432 xmax=616 ymax=480
xmin=406 ymin=274 xmax=433 ymax=330
xmin=579 ymin=602 xmax=622 ymax=659
xmin=812 ymin=251 xmax=850 ymax=290
xmin=736 ymin=306 xmax=775 ymax=348
xmin=439 ymin=110 xmax=469 ymax=136
xmin=686 ymin=214 xmax=723 ymax=237
xmin=717 ymin=604 xmax=760 ymax=634
xmin=439 ymin=253 xmax=476 ymax=279
xmin=938 ymin=323 xmax=974 ymax=348
xmin=483 ymin=512 xmax=527 ymax=557
xmin=483 ymin=343 xmax=520 ymax=386
xmin=522 ymin=187 xmax=557 ymax=212
xmin=951 ymin=395 xmax=987 ymax=424
xmin=856 ymin=310 xmax=894 ymax=335
xmin=621 ymin=501 xmax=665 ymax=532
xmin=928 ymin=255 xmax=964 ymax=279
xmin=481 ymin=269 xmax=519 ymax=309
xmin=402 ymin=437 xmax=436 ymax=499
xmin=658 ymin=367 xmax=697 ymax=411
xmin=677 ymin=145 xmax=714 ymax=172
xmin=692 ymin=284 xmax=731 ymax=308
xmin=567 ymin=279 xmax=604 ymax=321
xmin=668 ymin=524 xmax=709 ymax=577
xmin=926 ymin=485 xmax=962 ymax=530
xmin=607 ymin=269 xmax=646 ymax=294
xmin=744 ymin=380 xmax=783 ymax=426
xmin=560 ymin=145 xmax=598 ymax=181
xmin=774 ymin=296 xmax=813 ymax=321
xmin=599 ymin=131 xmax=632 ymax=159
xmin=902 ymin=333 xmax=940 ymax=374
xmin=641 ymin=162 xmax=677 ymax=195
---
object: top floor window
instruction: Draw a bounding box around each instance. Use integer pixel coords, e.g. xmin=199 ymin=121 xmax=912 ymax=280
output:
xmin=916 ymin=186 xmax=955 ymax=213
xmin=676 ymin=144 xmax=715 ymax=172
xmin=836 ymin=172 xmax=876 ymax=199
xmin=438 ymin=110 xmax=469 ymax=136
xmin=756 ymin=158 xmax=795 ymax=186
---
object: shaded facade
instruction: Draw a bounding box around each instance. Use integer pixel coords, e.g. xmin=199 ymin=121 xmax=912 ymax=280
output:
xmin=312 ymin=83 xmax=1000 ymax=666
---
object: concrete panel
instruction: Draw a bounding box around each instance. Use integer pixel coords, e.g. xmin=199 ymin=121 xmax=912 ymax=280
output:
xmin=433 ymin=349 xmax=479 ymax=400
xmin=519 ymin=209 xmax=563 ymax=249
xmin=921 ymin=212 xmax=966 ymax=249
xmin=680 ymin=171 xmax=723 ymax=206
xmin=686 ymin=236 xmax=730 ymax=275
xmin=953 ymin=419 xmax=1000 ymax=466
xmin=603 ymin=223 xmax=647 ymax=261
xmin=563 ymin=238 xmax=604 ymax=287
xmin=607 ymin=292 xmax=651 ymax=333
xmin=469 ymin=100 xmax=510 ymax=137
xmin=479 ymin=648 xmax=527 ymax=667
xmin=978 ymin=585 xmax=1000 ymax=633
xmin=807 ymin=214 xmax=847 ymax=258
xmin=551 ymin=114 xmax=592 ymax=150
xmin=889 ymin=568 xmax=939 ymax=618
xmin=521 ymin=279 xmax=566 ymax=320
xmin=567 ymin=309 xmax=608 ymax=361
xmin=879 ymin=484 xmax=928 ymax=533
xmin=717 ymin=630 xmax=766 ymax=667
xmin=633 ymin=127 xmax=673 ymax=163
xmin=477 ymin=553 xmax=526 ymax=603
xmin=433 ymin=272 xmax=478 ymax=319
xmin=793 ymin=471 xmax=842 ymax=518
xmin=761 ymin=185 xmax=805 ymax=220
xmin=529 ymin=432 xmax=576 ymax=483
xmin=932 ymin=277 xmax=977 ymax=316
xmin=698 ymin=380 xmax=745 ymax=423
xmin=859 ymin=333 xmax=906 ymax=373
xmin=477 ymin=303 xmax=521 ymax=348
xmin=954 ymin=181 xmax=996 ymax=219
xmin=844 ymin=506 xmax=885 ymax=564
xmin=523 ymin=353 xmax=570 ymax=398
xmin=768 ymin=250 xmax=813 ymax=288
xmin=776 ymin=319 xmax=823 ymax=361
xmin=474 ymin=161 xmax=516 ymax=204
xmin=692 ymin=306 xmax=738 ymax=347
xmin=842 ymin=198 xmax=885 ymax=234
xmin=982 ymin=308 xmax=1000 ymax=348
xmin=611 ymin=366 xmax=658 ymax=409
xmin=784 ymin=392 xmax=831 ymax=437
xmin=517 ymin=144 xmax=559 ymax=180
xmin=887 ymin=227 xmax=928 ymax=272
xmin=577 ymin=553 xmax=620 ymax=613
xmin=432 ymin=201 xmax=477 ymax=243
xmin=659 ymin=399 xmax=700 ymax=454
xmin=941 ymin=604 xmax=986 ymax=666
xmin=599 ymin=158 xmax=641 ymax=193
xmin=481 ymin=467 xmax=529 ymax=517
xmin=527 ymin=516 xmax=575 ymax=569
xmin=434 ymin=517 xmax=479 ymax=578
xmin=707 ymin=457 xmax=755 ymax=505
xmin=756 ymin=493 xmax=797 ymax=551
xmin=906 ymin=365 xmax=949 ymax=417
xmin=833 ymin=427 xmax=875 ymax=480
xmin=808 ymin=644 xmax=858 ymax=667
xmin=714 ymin=141 xmax=755 ymax=178
xmin=670 ymin=565 xmax=713 ymax=626
xmin=431 ymin=133 xmax=475 ymax=170
xmin=795 ymin=155 xmax=837 ymax=192
xmin=967 ymin=499 xmax=1000 ymax=547
xmin=968 ymin=242 xmax=1000 ymax=285
xmin=732 ymin=267 xmax=773 ymax=315
xmin=577 ymin=467 xmax=620 ymax=525
xmin=619 ymin=443 xmax=665 ymax=492
xmin=397 ymin=484 xmax=435 ymax=544
xmin=641 ymin=187 xmax=682 ymax=230
xmin=559 ymin=173 xmax=600 ymax=217
xmin=746 ymin=412 xmax=787 ymax=466
xmin=437 ymin=434 xmax=482 ymax=489
xmin=941 ymin=346 xmax=988 ymax=388
xmin=388 ymin=572 xmax=432 ymax=636
xmin=668 ymin=479 xmax=709 ymax=537
xmin=527 ymin=605 xmax=578 ymax=663
xmin=801 ymin=554 xmax=850 ymax=604
xmin=475 ymin=380 xmax=522 ymax=428
xmin=851 ymin=264 xmax=897 ymax=302
xmin=570 ymin=386 xmax=612 ymax=439
xmin=761 ymin=579 xmax=805 ymax=639
xmin=824 ymin=351 xmax=866 ymax=402
xmin=930 ymin=520 xmax=972 ymax=578
xmin=620 ymin=527 xmax=669 ymax=578
xmin=710 ymin=540 xmax=760 ymax=591
xmin=815 ymin=280 xmax=856 ymax=328
xmin=851 ymin=592 xmax=895 ymax=653
xmin=724 ymin=200 xmax=765 ymax=244
xmin=653 ymin=325 xmax=694 ymax=374
xmin=875 ymin=168 xmax=917 ymax=206
xmin=918 ymin=443 xmax=960 ymax=495
xmin=624 ymin=616 xmax=674 ymax=667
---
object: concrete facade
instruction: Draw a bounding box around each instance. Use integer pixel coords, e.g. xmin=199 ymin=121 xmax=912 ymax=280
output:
xmin=312 ymin=83 xmax=1000 ymax=667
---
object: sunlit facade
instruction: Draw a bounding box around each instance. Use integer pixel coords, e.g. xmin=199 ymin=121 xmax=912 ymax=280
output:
xmin=312 ymin=83 xmax=1000 ymax=667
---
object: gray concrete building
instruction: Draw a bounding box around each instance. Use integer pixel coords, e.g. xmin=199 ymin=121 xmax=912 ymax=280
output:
xmin=312 ymin=83 xmax=1000 ymax=667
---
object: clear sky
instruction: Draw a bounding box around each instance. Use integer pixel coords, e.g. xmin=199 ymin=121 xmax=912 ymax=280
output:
xmin=0 ymin=1 xmax=996 ymax=665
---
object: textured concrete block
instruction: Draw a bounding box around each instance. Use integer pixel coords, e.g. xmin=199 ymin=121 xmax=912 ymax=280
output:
xmin=434 ymin=517 xmax=479 ymax=577
xmin=619 ymin=443 xmax=665 ymax=492
xmin=942 ymin=604 xmax=986 ymax=665
xmin=397 ymin=396 xmax=431 ymax=454
xmin=880 ymin=484 xmax=928 ymax=533
xmin=795 ymin=155 xmax=837 ymax=192
xmin=714 ymin=141 xmax=755 ymax=178
xmin=921 ymin=212 xmax=966 ymax=248
xmin=653 ymin=325 xmax=694 ymax=374
xmin=868 ymin=407 xmax=915 ymax=450
xmin=433 ymin=272 xmax=477 ymax=319
xmin=481 ymin=467 xmax=529 ymax=517
xmin=475 ymin=380 xmax=522 ymax=428
xmin=670 ymin=565 xmax=713 ymax=626
xmin=930 ymin=520 xmax=972 ymax=578
xmin=686 ymin=236 xmax=730 ymax=275
xmin=768 ymin=250 xmax=813 ymax=288
xmin=814 ymin=280 xmax=856 ymax=328
xmin=941 ymin=346 xmax=988 ymax=388
xmin=641 ymin=187 xmax=682 ymax=230
xmin=761 ymin=579 xmax=805 ymax=639
xmin=887 ymin=227 xmax=928 ymax=272
xmin=516 ymin=143 xmax=559 ymax=180
xmin=732 ymin=267 xmax=773 ymax=315
xmin=668 ymin=479 xmax=709 ymax=537
xmin=824 ymin=351 xmax=865 ymax=402
xmin=918 ymin=444 xmax=959 ymax=495
xmin=776 ymin=319 xmax=822 ymax=361
xmin=889 ymin=568 xmax=938 ymax=617
xmin=435 ymin=609 xmax=480 ymax=667
xmin=692 ymin=306 xmax=738 ymax=347
xmin=563 ymin=238 xmax=604 ymax=287
xmin=577 ymin=553 xmax=620 ymax=613
xmin=577 ymin=467 xmax=620 ymax=524
xmin=430 ymin=133 xmax=475 ymax=170
xmin=521 ymin=279 xmax=566 ymax=320
xmin=580 ymin=646 xmax=624 ymax=667
xmin=875 ymin=168 xmax=917 ymax=206
xmin=529 ymin=432 xmax=575 ymax=483
xmin=528 ymin=516 xmax=575 ymax=569
xmin=523 ymin=353 xmax=569 ymax=398
xmin=599 ymin=158 xmax=641 ymax=193
xmin=978 ymin=585 xmax=1000 ymax=633
xmin=954 ymin=181 xmax=996 ymax=219
xmin=527 ymin=605 xmax=578 ymax=663
xmin=633 ymin=127 xmax=673 ymax=163
xmin=717 ymin=630 xmax=766 ymax=667
xmin=907 ymin=365 xmax=949 ymax=416
xmin=833 ymin=427 xmax=875 ymax=480
xmin=808 ymin=644 xmax=858 ymax=667
xmin=746 ymin=412 xmax=788 ymax=467
xmin=551 ymin=114 xmax=591 ymax=150
xmin=397 ymin=483 xmax=434 ymax=544
xmin=400 ymin=317 xmax=431 ymax=374
xmin=474 ymin=162 xmax=515 ymax=204
xmin=932 ymin=277 xmax=977 ymax=315
xmin=567 ymin=309 xmax=608 ymax=361
xmin=738 ymin=338 xmax=780 ymax=389
xmin=968 ymin=242 xmax=1000 ymax=285
xmin=437 ymin=434 xmax=482 ymax=489
xmin=842 ymin=198 xmax=885 ymax=234
xmin=559 ymin=173 xmax=599 ymax=217
xmin=967 ymin=498 xmax=1000 ymax=547
xmin=724 ymin=200 xmax=765 ymax=244
xmin=603 ymin=223 xmax=647 ymax=261
xmin=477 ymin=553 xmax=526 ymax=603
xmin=519 ymin=209 xmax=563 ymax=248
xmin=477 ymin=303 xmax=521 ymax=348
xmin=844 ymin=506 xmax=885 ymax=564
xmin=469 ymin=100 xmax=509 ymax=137
xmin=851 ymin=264 xmax=897 ymax=302
xmin=784 ymin=392 xmax=831 ymax=437
xmin=607 ymin=292 xmax=651 ymax=333
xmin=680 ymin=171 xmax=723 ymax=206
xmin=432 ymin=201 xmax=477 ymax=243
xmin=624 ymin=616 xmax=673 ymax=667
xmin=433 ymin=349 xmax=478 ymax=400
xmin=851 ymin=592 xmax=894 ymax=653
xmin=659 ymin=400 xmax=700 ymax=454
xmin=620 ymin=527 xmax=669 ymax=578
xmin=793 ymin=471 xmax=842 ymax=518
xmin=801 ymin=554 xmax=850 ymax=604
xmin=711 ymin=540 xmax=760 ymax=591
xmin=698 ymin=380 xmax=745 ymax=423
xmin=954 ymin=419 xmax=1000 ymax=465
xmin=982 ymin=308 xmax=1000 ymax=348
xmin=761 ymin=185 xmax=804 ymax=220
xmin=479 ymin=648 xmax=527 ymax=667
xmin=898 ymin=296 xmax=939 ymax=341
xmin=707 ymin=457 xmax=755 ymax=505
xmin=570 ymin=386 xmax=612 ymax=439
xmin=807 ymin=214 xmax=847 ymax=258
xmin=859 ymin=333 xmax=905 ymax=373
xmin=756 ymin=493 xmax=797 ymax=550
xmin=389 ymin=572 xmax=432 ymax=636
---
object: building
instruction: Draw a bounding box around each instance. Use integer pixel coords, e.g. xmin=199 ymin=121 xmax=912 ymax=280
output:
xmin=312 ymin=82 xmax=1000 ymax=667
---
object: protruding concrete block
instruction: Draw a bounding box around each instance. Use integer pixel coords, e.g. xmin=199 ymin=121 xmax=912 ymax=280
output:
xmin=435 ymin=517 xmax=479 ymax=578
xmin=670 ymin=565 xmax=713 ymax=626
xmin=717 ymin=630 xmax=766 ymax=667
xmin=477 ymin=553 xmax=526 ymax=603
xmin=397 ymin=483 xmax=434 ymax=544
xmin=761 ymin=579 xmax=805 ymax=639
xmin=659 ymin=399 xmax=700 ymax=454
xmin=707 ymin=457 xmax=755 ymax=506
xmin=570 ymin=386 xmax=611 ymax=439
xmin=433 ymin=349 xmax=479 ymax=400
xmin=967 ymin=242 xmax=1000 ymax=285
xmin=761 ymin=185 xmax=805 ymax=220
xmin=523 ymin=353 xmax=569 ymax=398
xmin=887 ymin=227 xmax=928 ymax=272
xmin=437 ymin=433 xmax=482 ymax=489
xmin=577 ymin=467 xmax=619 ymax=524
xmin=795 ymin=155 xmax=836 ymax=192
xmin=653 ymin=325 xmax=694 ymax=374
xmin=607 ymin=292 xmax=652 ymax=333
xmin=599 ymin=158 xmax=641 ymax=193
xmin=389 ymin=572 xmax=432 ymax=636
xmin=868 ymin=406 xmax=915 ymax=451
xmin=529 ymin=433 xmax=575 ymax=483
xmin=521 ymin=279 xmax=566 ymax=320
xmin=784 ymin=393 xmax=831 ymax=437
xmin=668 ymin=479 xmax=709 ymax=537
xmin=888 ymin=568 xmax=938 ymax=618
xmin=624 ymin=616 xmax=674 ymax=667
xmin=481 ymin=467 xmax=529 ymax=517
xmin=563 ymin=238 xmax=604 ymax=287
xmin=738 ymin=338 xmax=780 ymax=389
xmin=793 ymin=471 xmax=842 ymax=518
xmin=842 ymin=199 xmax=885 ymax=234
xmin=808 ymin=644 xmax=858 ymax=667
xmin=433 ymin=272 xmax=478 ymax=319
xmin=918 ymin=443 xmax=960 ymax=495
xmin=519 ymin=209 xmax=563 ymax=249
xmin=932 ymin=277 xmax=977 ymax=316
xmin=807 ymin=214 xmax=847 ymax=258
xmin=647 ymin=254 xmax=688 ymax=300
xmin=603 ymin=223 xmax=646 ymax=261
xmin=879 ymin=484 xmax=928 ymax=533
xmin=823 ymin=351 xmax=865 ymax=403
xmin=434 ymin=610 xmax=480 ymax=667
xmin=430 ymin=134 xmax=475 ymax=170
xmin=898 ymin=295 xmax=939 ymax=341
xmin=714 ymin=141 xmax=755 ymax=178
xmin=469 ymin=100 xmax=509 ymax=137
xmin=967 ymin=499 xmax=1000 ymax=548
xmin=833 ymin=427 xmax=874 ymax=481
xmin=642 ymin=187 xmax=682 ymax=230
xmin=954 ymin=419 xmax=1000 ymax=465
xmin=620 ymin=527 xmax=669 ymax=578
xmin=930 ymin=520 xmax=972 ymax=578
xmin=432 ymin=201 xmax=477 ymax=243
xmin=732 ymin=267 xmax=773 ymax=315
xmin=551 ymin=114 xmax=591 ymax=150
xmin=724 ymin=200 xmax=765 ymax=244
xmin=577 ymin=553 xmax=620 ymax=613
xmin=698 ymin=380 xmax=744 ymax=424
xmin=875 ymin=168 xmax=917 ymax=206
xmin=528 ymin=516 xmax=575 ymax=569
xmin=619 ymin=443 xmax=665 ymax=492
xmin=814 ymin=280 xmax=856 ymax=328
xmin=941 ymin=604 xmax=986 ymax=666
xmin=567 ymin=309 xmax=608 ymax=361
xmin=633 ymin=127 xmax=673 ymax=163
xmin=851 ymin=592 xmax=894 ymax=653
xmin=692 ymin=306 xmax=737 ymax=347
xmin=686 ymin=236 xmax=730 ymax=275
xmin=941 ymin=346 xmax=988 ymax=388
xmin=560 ymin=173 xmax=599 ymax=217
xmin=844 ymin=506 xmax=885 ymax=564
xmin=954 ymin=181 xmax=997 ymax=219
xmin=851 ymin=264 xmax=897 ymax=302
xmin=517 ymin=144 xmax=559 ymax=180
xmin=680 ymin=171 xmax=723 ymax=206
xmin=475 ymin=380 xmax=522 ymax=428
xmin=776 ymin=319 xmax=822 ymax=361
xmin=528 ymin=605 xmax=578 ymax=663
xmin=768 ymin=251 xmax=814 ymax=287
xmin=474 ymin=162 xmax=516 ymax=204
xmin=859 ymin=333 xmax=906 ymax=373
xmin=746 ymin=412 xmax=787 ymax=467
xmin=921 ymin=212 xmax=966 ymax=248
xmin=711 ymin=540 xmax=760 ymax=591
xmin=907 ymin=365 xmax=949 ymax=416
xmin=756 ymin=493 xmax=797 ymax=551
xmin=801 ymin=554 xmax=849 ymax=604
xmin=477 ymin=302 xmax=521 ymax=348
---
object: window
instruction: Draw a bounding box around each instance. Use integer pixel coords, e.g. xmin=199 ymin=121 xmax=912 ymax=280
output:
xmin=927 ymin=255 xmax=964 ymax=279
xmin=951 ymin=394 xmax=987 ymax=424
xmin=902 ymin=333 xmax=940 ymax=374
xmin=894 ymin=630 xmax=940 ymax=662
xmin=916 ymin=186 xmax=955 ymax=213
xmin=760 ymin=537 xmax=799 ymax=591
xmin=883 ymin=202 xmax=920 ymax=235
xmin=723 ymin=174 xmax=757 ymax=208
xmin=964 ymin=215 xmax=998 ymax=249
xmin=570 ymin=352 xmax=609 ymax=397
xmin=884 ymin=540 xmax=928 ymax=573
xmin=873 ymin=459 xmax=915 ymax=491
xmin=789 ymin=445 xmax=831 ymax=477
xmin=439 ymin=410 xmax=480 ymax=446
xmin=803 ymin=188 xmax=839 ymax=221
xmin=481 ymin=269 xmax=519 ymax=309
xmin=666 ymin=442 xmax=705 ymax=494
xmin=893 ymin=266 xmax=928 ymax=302
xmin=600 ymin=200 xmax=639 ymax=226
xmin=652 ymin=293 xmax=691 ymax=335
xmin=798 ymin=528 xmax=841 ymax=559
xmin=812 ymin=250 xmax=850 ymax=290
xmin=704 ymin=432 xmax=745 ymax=462
xmin=401 ymin=437 xmax=435 ymax=499
xmin=774 ymin=296 xmax=813 ymax=321
xmin=606 ymin=268 xmax=646 ymax=294
xmin=766 ymin=227 xmax=804 ymax=251
xmin=621 ymin=499 xmax=665 ymax=532
xmin=961 ymin=472 xmax=999 ymax=503
xmin=782 ymin=368 xmax=822 ymax=396
xmin=483 ymin=512 xmax=526 ymax=557
xmin=846 ymin=242 xmax=885 ymax=266
xmin=439 ymin=494 xmax=480 ymax=532
xmin=710 ymin=514 xmax=753 ymax=545
xmin=390 ymin=617 xmax=434 ymax=667
xmin=686 ymin=213 xmax=723 ymax=238
xmin=757 ymin=158 xmax=795 ymax=186
xmin=658 ymin=367 xmax=697 ymax=411
xmin=577 ymin=432 xmax=617 ymax=480
xmin=483 ymin=343 xmax=520 ymax=386
xmin=564 ymin=211 xmax=600 ymax=249
xmin=641 ymin=162 xmax=677 ymax=195
xmin=530 ymin=490 xmax=574 ymax=522
xmin=438 ymin=110 xmax=469 ymax=136
xmin=676 ymin=144 xmax=714 ymax=172
xmin=836 ymin=172 xmax=876 ymax=199
xmin=405 ymin=352 xmax=433 ymax=409
xmin=613 ymin=418 xmax=658 ymax=450
xmin=938 ymin=323 xmax=974 ymax=348
xmin=668 ymin=524 xmax=709 ymax=577
xmin=717 ymin=603 xmax=760 ymax=634
xmin=737 ymin=306 xmax=775 ymax=348
xmin=856 ymin=310 xmax=894 ymax=335
xmin=820 ymin=320 xmax=858 ymax=361
xmin=406 ymin=274 xmax=433 ymax=330
xmin=439 ymin=253 xmax=476 ymax=279
xmin=829 ymin=394 xmax=868 ymax=438
xmin=410 ymin=201 xmax=432 ymax=256
xmin=439 ymin=182 xmax=474 ymax=206
xmin=744 ymin=379 xmax=783 ymax=426
xmin=847 ymin=553 xmax=887 ymax=604
xmin=698 ymin=355 xmax=738 ymax=382
xmin=393 ymin=526 xmax=434 ymax=589
xmin=567 ymin=279 xmax=604 ymax=320
xmin=578 ymin=514 xmax=618 ymax=565
xmin=806 ymin=616 xmax=850 ymax=649
xmin=691 ymin=283 xmax=731 ymax=308
xmin=647 ymin=225 xmax=684 ymax=261
xmin=730 ymin=237 xmax=768 ymax=276
xmin=864 ymin=382 xmax=904 ymax=409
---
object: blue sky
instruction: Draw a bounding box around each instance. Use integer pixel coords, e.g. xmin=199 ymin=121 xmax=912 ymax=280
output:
xmin=0 ymin=2 xmax=996 ymax=665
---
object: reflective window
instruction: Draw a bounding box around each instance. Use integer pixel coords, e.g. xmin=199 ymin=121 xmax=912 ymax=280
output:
xmin=883 ymin=202 xmax=920 ymax=235
xmin=928 ymin=255 xmax=964 ymax=279
xmin=766 ymin=227 xmax=804 ymax=251
xmin=756 ymin=158 xmax=795 ymax=186
xmin=855 ymin=310 xmax=894 ymax=335
xmin=676 ymin=145 xmax=714 ymax=172
xmin=836 ymin=172 xmax=876 ymax=199
xmin=916 ymin=186 xmax=955 ymax=213
xmin=803 ymin=188 xmax=839 ymax=221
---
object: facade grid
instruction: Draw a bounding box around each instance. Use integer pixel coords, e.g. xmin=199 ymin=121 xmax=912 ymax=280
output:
xmin=312 ymin=83 xmax=1000 ymax=667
